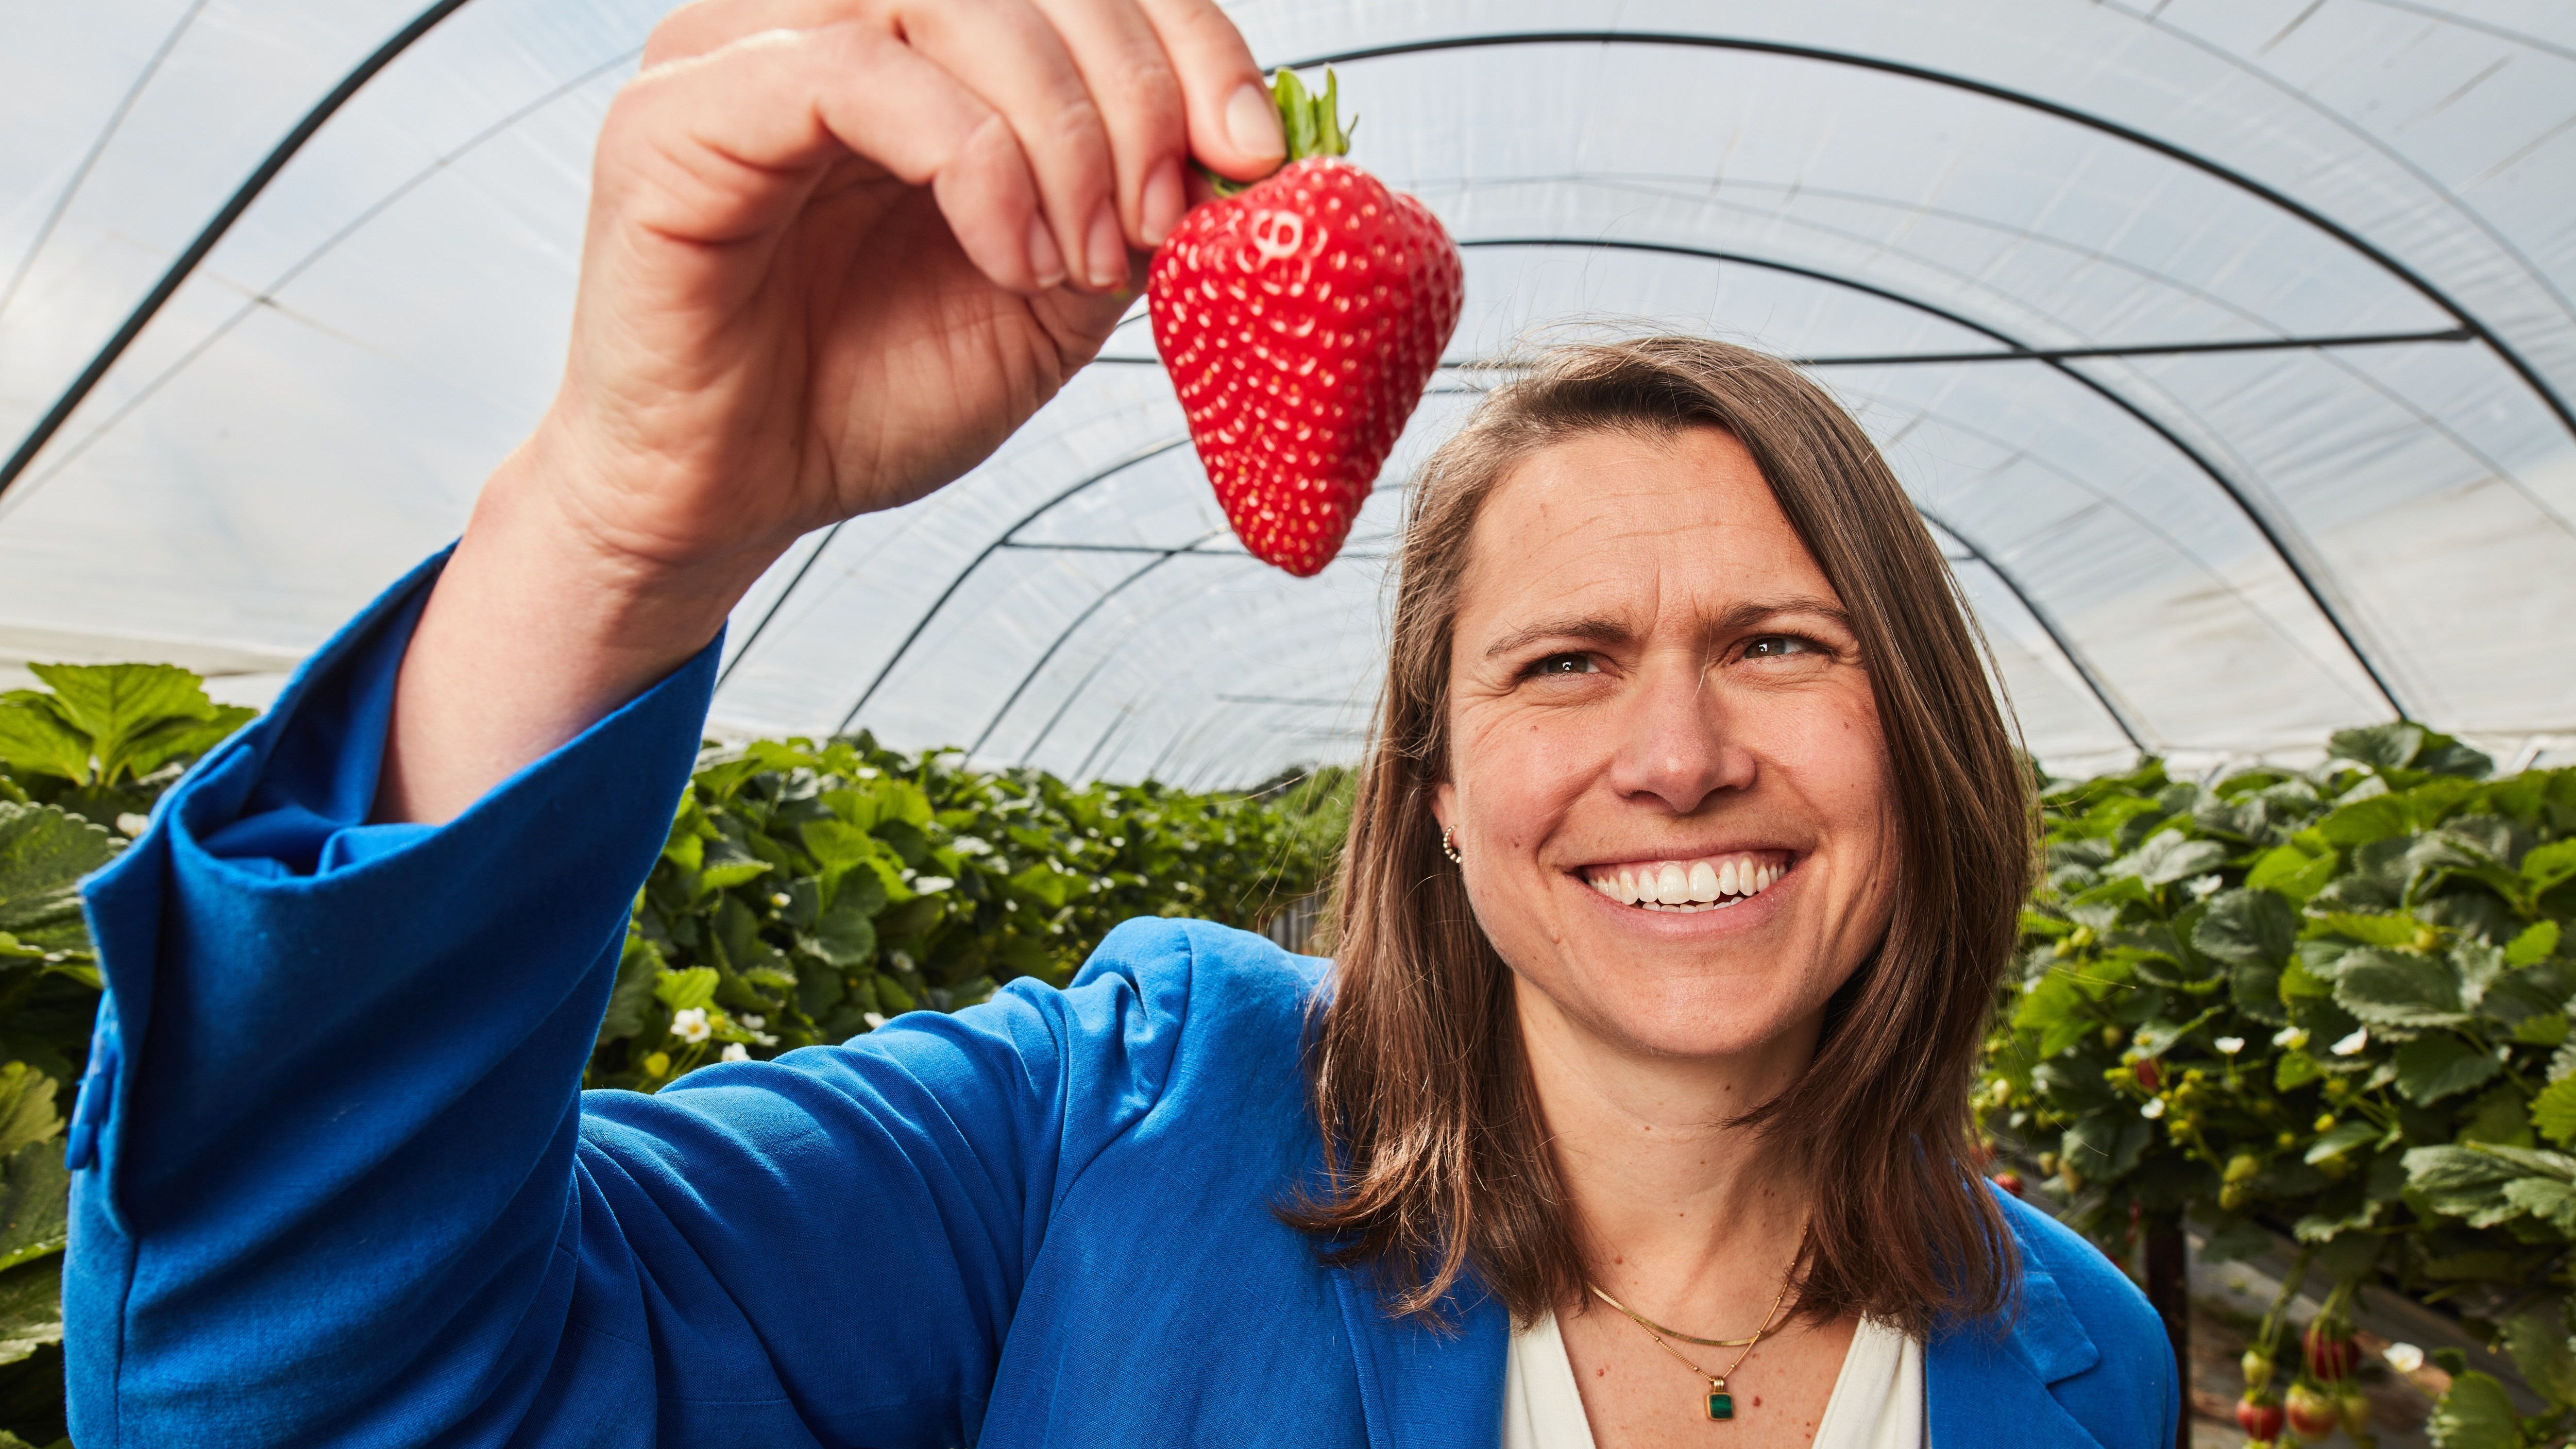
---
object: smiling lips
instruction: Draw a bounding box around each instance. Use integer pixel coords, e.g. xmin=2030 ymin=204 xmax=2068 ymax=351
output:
xmin=1582 ymin=854 xmax=1790 ymax=913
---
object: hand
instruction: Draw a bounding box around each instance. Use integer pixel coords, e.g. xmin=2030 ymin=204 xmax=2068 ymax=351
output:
xmin=377 ymin=0 xmax=1283 ymax=823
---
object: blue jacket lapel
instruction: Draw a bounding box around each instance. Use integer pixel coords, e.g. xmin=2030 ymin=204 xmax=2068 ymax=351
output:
xmin=1926 ymin=1249 xmax=2107 ymax=1449
xmin=1332 ymin=1265 xmax=1508 ymax=1449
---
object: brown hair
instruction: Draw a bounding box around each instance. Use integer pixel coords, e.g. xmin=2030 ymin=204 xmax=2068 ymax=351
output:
xmin=1285 ymin=336 xmax=2030 ymax=1334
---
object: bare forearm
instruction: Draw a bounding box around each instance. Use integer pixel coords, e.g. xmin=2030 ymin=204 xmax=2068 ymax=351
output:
xmin=372 ymin=442 xmax=779 ymax=826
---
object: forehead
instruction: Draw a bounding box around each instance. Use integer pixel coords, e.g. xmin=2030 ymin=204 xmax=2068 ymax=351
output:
xmin=1455 ymin=426 xmax=1836 ymax=629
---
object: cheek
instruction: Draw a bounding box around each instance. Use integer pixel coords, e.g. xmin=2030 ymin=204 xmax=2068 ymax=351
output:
xmin=1452 ymin=703 xmax=1600 ymax=843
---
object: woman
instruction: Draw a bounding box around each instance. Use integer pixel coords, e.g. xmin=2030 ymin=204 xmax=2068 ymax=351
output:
xmin=59 ymin=2 xmax=2175 ymax=1446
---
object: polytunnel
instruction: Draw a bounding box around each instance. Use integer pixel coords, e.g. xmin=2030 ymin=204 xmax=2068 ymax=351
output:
xmin=4 ymin=1 xmax=2574 ymax=788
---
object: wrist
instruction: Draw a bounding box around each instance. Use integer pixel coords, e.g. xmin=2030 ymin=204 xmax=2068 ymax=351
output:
xmin=463 ymin=422 xmax=779 ymax=664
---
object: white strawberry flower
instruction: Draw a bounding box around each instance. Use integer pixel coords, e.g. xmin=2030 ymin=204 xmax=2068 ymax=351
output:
xmin=2141 ymin=1098 xmax=2166 ymax=1119
xmin=671 ymin=1007 xmax=711 ymax=1044
xmin=2384 ymin=1343 xmax=2425 ymax=1374
xmin=2331 ymin=1028 xmax=2369 ymax=1056
xmin=2274 ymin=1026 xmax=2310 ymax=1050
xmin=721 ymin=1043 xmax=750 ymax=1063
xmin=2215 ymin=1036 xmax=2246 ymax=1054
xmin=863 ymin=1012 xmax=888 ymax=1030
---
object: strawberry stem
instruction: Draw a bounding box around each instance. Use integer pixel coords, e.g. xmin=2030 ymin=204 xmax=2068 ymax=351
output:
xmin=1202 ymin=66 xmax=1353 ymax=198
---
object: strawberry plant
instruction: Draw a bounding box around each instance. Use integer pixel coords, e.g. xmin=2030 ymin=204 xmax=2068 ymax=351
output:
xmin=588 ymin=734 xmax=1346 ymax=1089
xmin=1147 ymin=67 xmax=1464 ymax=576
xmin=1980 ymin=722 xmax=2576 ymax=1449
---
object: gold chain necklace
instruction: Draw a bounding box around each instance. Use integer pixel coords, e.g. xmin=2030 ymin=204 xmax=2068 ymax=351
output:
xmin=1587 ymin=1257 xmax=1799 ymax=1423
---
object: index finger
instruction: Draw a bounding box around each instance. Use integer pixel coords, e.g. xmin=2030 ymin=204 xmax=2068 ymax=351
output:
xmin=1134 ymin=0 xmax=1283 ymax=182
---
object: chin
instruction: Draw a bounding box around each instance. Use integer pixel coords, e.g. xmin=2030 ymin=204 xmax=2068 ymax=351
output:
xmin=1532 ymin=948 xmax=1833 ymax=1064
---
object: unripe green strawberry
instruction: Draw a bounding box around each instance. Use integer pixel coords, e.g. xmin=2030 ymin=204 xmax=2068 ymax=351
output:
xmin=1148 ymin=69 xmax=1463 ymax=577
xmin=2285 ymin=1382 xmax=2340 ymax=1440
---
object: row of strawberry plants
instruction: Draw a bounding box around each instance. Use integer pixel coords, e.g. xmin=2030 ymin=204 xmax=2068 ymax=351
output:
xmin=0 ymin=665 xmax=1346 ymax=1447
xmin=1981 ymin=723 xmax=2576 ymax=1449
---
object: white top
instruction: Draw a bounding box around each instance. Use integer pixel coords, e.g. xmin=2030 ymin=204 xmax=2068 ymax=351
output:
xmin=1502 ymin=1310 xmax=1923 ymax=1449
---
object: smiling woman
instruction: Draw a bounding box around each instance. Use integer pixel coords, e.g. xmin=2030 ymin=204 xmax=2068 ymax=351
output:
xmin=1298 ymin=341 xmax=2114 ymax=1445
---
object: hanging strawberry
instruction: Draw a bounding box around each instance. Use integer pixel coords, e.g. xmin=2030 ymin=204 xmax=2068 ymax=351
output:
xmin=1147 ymin=69 xmax=1464 ymax=577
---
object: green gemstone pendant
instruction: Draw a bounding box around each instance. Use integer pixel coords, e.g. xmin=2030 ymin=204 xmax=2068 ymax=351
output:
xmin=1706 ymin=1381 xmax=1734 ymax=1421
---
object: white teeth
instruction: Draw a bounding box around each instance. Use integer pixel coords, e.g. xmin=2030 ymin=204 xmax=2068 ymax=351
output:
xmin=1586 ymin=855 xmax=1790 ymax=909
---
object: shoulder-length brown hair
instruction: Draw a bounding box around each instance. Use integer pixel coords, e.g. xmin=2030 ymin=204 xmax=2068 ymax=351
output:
xmin=1285 ymin=336 xmax=2031 ymax=1334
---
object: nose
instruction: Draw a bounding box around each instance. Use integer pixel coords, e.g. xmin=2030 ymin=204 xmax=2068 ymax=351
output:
xmin=1604 ymin=647 xmax=1754 ymax=814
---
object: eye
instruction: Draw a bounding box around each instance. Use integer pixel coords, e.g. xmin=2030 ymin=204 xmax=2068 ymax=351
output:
xmin=1527 ymin=652 xmax=1599 ymax=677
xmin=1743 ymin=634 xmax=1824 ymax=661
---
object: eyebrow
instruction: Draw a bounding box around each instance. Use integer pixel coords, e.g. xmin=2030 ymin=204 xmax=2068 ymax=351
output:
xmin=1480 ymin=595 xmax=1852 ymax=659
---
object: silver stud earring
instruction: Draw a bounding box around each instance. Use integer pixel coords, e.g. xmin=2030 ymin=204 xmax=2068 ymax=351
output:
xmin=1440 ymin=824 xmax=1463 ymax=864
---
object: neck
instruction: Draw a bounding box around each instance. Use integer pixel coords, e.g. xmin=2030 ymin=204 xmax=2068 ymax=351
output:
xmin=1516 ymin=977 xmax=1821 ymax=1327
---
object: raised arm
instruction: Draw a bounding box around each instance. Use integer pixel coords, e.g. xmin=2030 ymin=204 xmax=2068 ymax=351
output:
xmin=378 ymin=0 xmax=1284 ymax=824
xmin=66 ymin=3 xmax=1289 ymax=1444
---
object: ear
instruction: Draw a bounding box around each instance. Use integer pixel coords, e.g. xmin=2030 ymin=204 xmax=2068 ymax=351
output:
xmin=1431 ymin=780 xmax=1458 ymax=836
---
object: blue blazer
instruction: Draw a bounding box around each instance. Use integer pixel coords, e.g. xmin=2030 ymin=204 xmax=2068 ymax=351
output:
xmin=62 ymin=555 xmax=2177 ymax=1447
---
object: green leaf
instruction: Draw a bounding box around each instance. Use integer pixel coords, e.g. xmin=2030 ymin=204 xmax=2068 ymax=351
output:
xmin=596 ymin=930 xmax=664 ymax=1046
xmin=2311 ymin=910 xmax=2433 ymax=948
xmin=2246 ymin=844 xmax=2338 ymax=905
xmin=2335 ymin=949 xmax=2470 ymax=1028
xmin=2502 ymin=1178 xmax=2576 ymax=1235
xmin=2306 ymin=1119 xmax=2381 ymax=1164
xmin=0 ymin=1141 xmax=68 ymax=1274
xmin=0 ymin=698 xmax=91 ymax=786
xmin=800 ymin=819 xmax=879 ymax=875
xmin=2194 ymin=889 xmax=2296 ymax=966
xmin=808 ymin=896 xmax=879 ymax=968
xmin=0 ymin=1066 xmax=59 ymax=1164
xmin=2395 ymin=1033 xmax=2503 ymax=1105
xmin=2507 ymin=920 xmax=2562 ymax=967
xmin=2332 ymin=722 xmax=2426 ymax=772
xmin=2498 ymin=1302 xmax=2576 ymax=1403
xmin=0 ymin=1256 xmax=61 ymax=1366
xmin=2107 ymin=829 xmax=2228 ymax=886
xmin=2534 ymin=1078 xmax=2576 ymax=1146
xmin=0 ymin=803 xmax=116 ymax=956
xmin=2523 ymin=839 xmax=2576 ymax=897
xmin=2318 ymin=792 xmax=2426 ymax=849
xmin=2277 ymin=1050 xmax=2324 ymax=1090
xmin=2427 ymin=1370 xmax=2527 ymax=1449
xmin=653 ymin=966 xmax=718 ymax=1014
xmin=2012 ymin=970 xmax=2093 ymax=1060
xmin=24 ymin=661 xmax=240 ymax=787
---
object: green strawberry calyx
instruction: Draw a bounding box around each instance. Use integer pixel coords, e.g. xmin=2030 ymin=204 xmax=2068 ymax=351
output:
xmin=1204 ymin=66 xmax=1353 ymax=197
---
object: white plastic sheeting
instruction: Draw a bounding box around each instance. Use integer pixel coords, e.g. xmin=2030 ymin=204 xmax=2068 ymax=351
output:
xmin=3 ymin=1 xmax=2571 ymax=786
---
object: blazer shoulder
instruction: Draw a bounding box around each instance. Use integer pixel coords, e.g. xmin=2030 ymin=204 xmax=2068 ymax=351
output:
xmin=1073 ymin=916 xmax=1327 ymax=1013
xmin=1995 ymin=1189 xmax=2165 ymax=1358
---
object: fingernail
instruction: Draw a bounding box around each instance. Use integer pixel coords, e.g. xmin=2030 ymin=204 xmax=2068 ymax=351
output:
xmin=1085 ymin=198 xmax=1126 ymax=291
xmin=1027 ymin=215 xmax=1067 ymax=289
xmin=1142 ymin=155 xmax=1185 ymax=246
xmin=1226 ymin=80 xmax=1285 ymax=165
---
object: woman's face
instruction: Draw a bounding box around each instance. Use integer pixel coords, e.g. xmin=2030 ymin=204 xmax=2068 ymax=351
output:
xmin=1434 ymin=425 xmax=1898 ymax=1065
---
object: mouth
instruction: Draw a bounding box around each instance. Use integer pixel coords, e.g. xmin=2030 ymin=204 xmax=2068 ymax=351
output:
xmin=1579 ymin=851 xmax=1793 ymax=913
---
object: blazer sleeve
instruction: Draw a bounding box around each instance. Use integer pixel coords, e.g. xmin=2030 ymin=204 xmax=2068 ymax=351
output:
xmin=62 ymin=552 xmax=1180 ymax=1449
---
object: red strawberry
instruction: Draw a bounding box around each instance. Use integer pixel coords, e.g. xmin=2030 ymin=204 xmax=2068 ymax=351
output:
xmin=2235 ymin=1396 xmax=2284 ymax=1442
xmin=2303 ymin=1320 xmax=2360 ymax=1383
xmin=1148 ymin=69 xmax=1463 ymax=576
